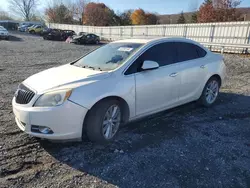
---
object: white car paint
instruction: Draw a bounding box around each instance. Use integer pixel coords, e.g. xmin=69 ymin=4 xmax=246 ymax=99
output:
xmin=12 ymin=37 xmax=226 ymax=140
xmin=23 ymin=64 xmax=110 ymax=93
xmin=0 ymin=26 xmax=9 ymax=39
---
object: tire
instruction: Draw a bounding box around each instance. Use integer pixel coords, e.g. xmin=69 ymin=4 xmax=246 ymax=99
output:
xmin=96 ymin=40 xmax=100 ymax=44
xmin=5 ymin=37 xmax=9 ymax=40
xmin=30 ymin=30 xmax=35 ymax=34
xmin=85 ymin=99 xmax=122 ymax=144
xmin=198 ymin=77 xmax=220 ymax=107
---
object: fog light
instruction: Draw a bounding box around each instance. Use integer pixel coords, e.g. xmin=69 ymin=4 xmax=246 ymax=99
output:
xmin=39 ymin=126 xmax=53 ymax=134
xmin=31 ymin=125 xmax=54 ymax=134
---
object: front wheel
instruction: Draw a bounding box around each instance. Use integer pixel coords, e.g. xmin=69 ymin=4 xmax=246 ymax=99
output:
xmin=85 ymin=99 xmax=122 ymax=143
xmin=199 ymin=77 xmax=220 ymax=107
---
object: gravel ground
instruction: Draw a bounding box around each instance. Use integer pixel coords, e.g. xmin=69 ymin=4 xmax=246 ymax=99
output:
xmin=0 ymin=32 xmax=250 ymax=188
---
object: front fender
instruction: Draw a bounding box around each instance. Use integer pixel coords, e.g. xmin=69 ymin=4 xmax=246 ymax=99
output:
xmin=69 ymin=74 xmax=136 ymax=118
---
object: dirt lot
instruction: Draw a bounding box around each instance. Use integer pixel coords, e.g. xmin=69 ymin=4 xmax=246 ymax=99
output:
xmin=0 ymin=32 xmax=250 ymax=188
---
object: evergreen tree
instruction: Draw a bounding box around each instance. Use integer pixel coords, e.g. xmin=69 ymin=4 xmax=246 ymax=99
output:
xmin=177 ymin=11 xmax=186 ymax=24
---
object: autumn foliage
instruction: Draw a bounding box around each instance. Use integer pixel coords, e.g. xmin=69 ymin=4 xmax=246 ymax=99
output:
xmin=130 ymin=9 xmax=146 ymax=25
xmin=83 ymin=3 xmax=114 ymax=26
xmin=198 ymin=0 xmax=241 ymax=23
xmin=130 ymin=9 xmax=158 ymax=25
xmin=45 ymin=0 xmax=243 ymax=25
xmin=198 ymin=0 xmax=215 ymax=23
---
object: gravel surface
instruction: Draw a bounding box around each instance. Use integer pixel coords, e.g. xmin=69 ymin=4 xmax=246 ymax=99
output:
xmin=0 ymin=32 xmax=250 ymax=188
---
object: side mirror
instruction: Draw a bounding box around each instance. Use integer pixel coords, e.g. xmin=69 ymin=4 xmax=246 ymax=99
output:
xmin=141 ymin=60 xmax=159 ymax=71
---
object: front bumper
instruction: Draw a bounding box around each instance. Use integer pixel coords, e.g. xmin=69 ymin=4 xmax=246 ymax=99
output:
xmin=70 ymin=39 xmax=79 ymax=43
xmin=12 ymin=98 xmax=88 ymax=140
xmin=0 ymin=34 xmax=9 ymax=39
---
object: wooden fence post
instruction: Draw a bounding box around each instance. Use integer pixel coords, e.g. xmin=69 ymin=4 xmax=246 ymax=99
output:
xmin=145 ymin=26 xmax=148 ymax=37
xmin=120 ymin=27 xmax=122 ymax=39
xmin=163 ymin=26 xmax=166 ymax=37
xmin=244 ymin=23 xmax=250 ymax=53
xmin=183 ymin=25 xmax=188 ymax=38
xmin=209 ymin=25 xmax=215 ymax=51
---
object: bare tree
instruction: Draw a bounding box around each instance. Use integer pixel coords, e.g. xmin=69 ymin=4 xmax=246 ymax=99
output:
xmin=71 ymin=0 xmax=88 ymax=24
xmin=8 ymin=0 xmax=38 ymax=21
xmin=0 ymin=9 xmax=13 ymax=20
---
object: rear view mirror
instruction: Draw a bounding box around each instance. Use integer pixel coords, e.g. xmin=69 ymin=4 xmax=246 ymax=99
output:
xmin=141 ymin=60 xmax=159 ymax=71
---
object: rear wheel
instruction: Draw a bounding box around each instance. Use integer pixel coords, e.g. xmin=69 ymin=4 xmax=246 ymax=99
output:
xmin=199 ymin=77 xmax=220 ymax=107
xmin=30 ymin=30 xmax=35 ymax=34
xmin=85 ymin=99 xmax=122 ymax=143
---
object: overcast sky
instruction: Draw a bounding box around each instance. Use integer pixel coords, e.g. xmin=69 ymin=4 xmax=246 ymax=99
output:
xmin=1 ymin=0 xmax=250 ymax=15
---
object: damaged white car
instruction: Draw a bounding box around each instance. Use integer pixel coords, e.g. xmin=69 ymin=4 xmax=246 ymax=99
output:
xmin=12 ymin=38 xmax=226 ymax=143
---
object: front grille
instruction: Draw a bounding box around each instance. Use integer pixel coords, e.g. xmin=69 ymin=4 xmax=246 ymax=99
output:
xmin=15 ymin=84 xmax=35 ymax=104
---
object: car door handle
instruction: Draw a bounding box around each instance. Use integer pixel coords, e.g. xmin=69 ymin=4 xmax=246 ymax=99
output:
xmin=200 ymin=65 xmax=205 ymax=69
xmin=169 ymin=73 xmax=178 ymax=77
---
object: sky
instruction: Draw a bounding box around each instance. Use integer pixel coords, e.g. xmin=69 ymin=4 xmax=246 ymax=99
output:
xmin=1 ymin=0 xmax=250 ymax=15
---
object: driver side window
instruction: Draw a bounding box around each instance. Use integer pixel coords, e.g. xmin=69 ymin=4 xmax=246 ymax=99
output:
xmin=125 ymin=42 xmax=177 ymax=75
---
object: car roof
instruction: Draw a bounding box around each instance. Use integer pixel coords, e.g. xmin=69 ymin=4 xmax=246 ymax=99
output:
xmin=113 ymin=38 xmax=152 ymax=44
xmin=112 ymin=37 xmax=208 ymax=51
xmin=113 ymin=37 xmax=202 ymax=45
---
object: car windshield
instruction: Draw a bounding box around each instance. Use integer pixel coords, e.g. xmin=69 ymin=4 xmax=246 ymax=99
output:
xmin=73 ymin=42 xmax=143 ymax=71
xmin=0 ymin=26 xmax=6 ymax=31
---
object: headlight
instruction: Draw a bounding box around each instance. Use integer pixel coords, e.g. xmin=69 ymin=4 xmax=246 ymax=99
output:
xmin=34 ymin=89 xmax=72 ymax=107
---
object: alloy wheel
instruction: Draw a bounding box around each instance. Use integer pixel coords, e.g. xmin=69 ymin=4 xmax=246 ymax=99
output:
xmin=102 ymin=105 xmax=121 ymax=140
xmin=205 ymin=80 xmax=219 ymax=104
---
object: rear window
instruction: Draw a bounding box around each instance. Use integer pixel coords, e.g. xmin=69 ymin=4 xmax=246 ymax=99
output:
xmin=176 ymin=42 xmax=207 ymax=62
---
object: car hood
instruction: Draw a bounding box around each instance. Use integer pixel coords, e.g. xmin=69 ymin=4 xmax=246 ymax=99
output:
xmin=73 ymin=35 xmax=84 ymax=39
xmin=0 ymin=29 xmax=8 ymax=33
xmin=23 ymin=64 xmax=110 ymax=93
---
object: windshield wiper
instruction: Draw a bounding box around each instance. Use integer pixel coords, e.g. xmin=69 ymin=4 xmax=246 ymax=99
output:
xmin=82 ymin=65 xmax=95 ymax=70
xmin=74 ymin=64 xmax=102 ymax=71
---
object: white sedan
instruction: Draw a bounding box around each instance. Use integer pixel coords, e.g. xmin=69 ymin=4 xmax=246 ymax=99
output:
xmin=0 ymin=26 xmax=9 ymax=40
xmin=12 ymin=38 xmax=226 ymax=143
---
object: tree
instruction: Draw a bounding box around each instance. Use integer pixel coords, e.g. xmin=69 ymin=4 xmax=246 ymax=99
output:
xmin=111 ymin=10 xmax=122 ymax=26
xmin=119 ymin=10 xmax=133 ymax=25
xmin=45 ymin=4 xmax=73 ymax=24
xmin=198 ymin=0 xmax=215 ymax=23
xmin=213 ymin=0 xmax=241 ymax=22
xmin=131 ymin=9 xmax=147 ymax=25
xmin=0 ymin=10 xmax=13 ymax=20
xmin=8 ymin=0 xmax=38 ymax=21
xmin=146 ymin=13 xmax=158 ymax=25
xmin=30 ymin=14 xmax=44 ymax=22
xmin=71 ymin=0 xmax=88 ymax=25
xmin=83 ymin=3 xmax=115 ymax=26
xmin=198 ymin=0 xmax=241 ymax=23
xmin=191 ymin=12 xmax=198 ymax=23
xmin=177 ymin=11 xmax=186 ymax=24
